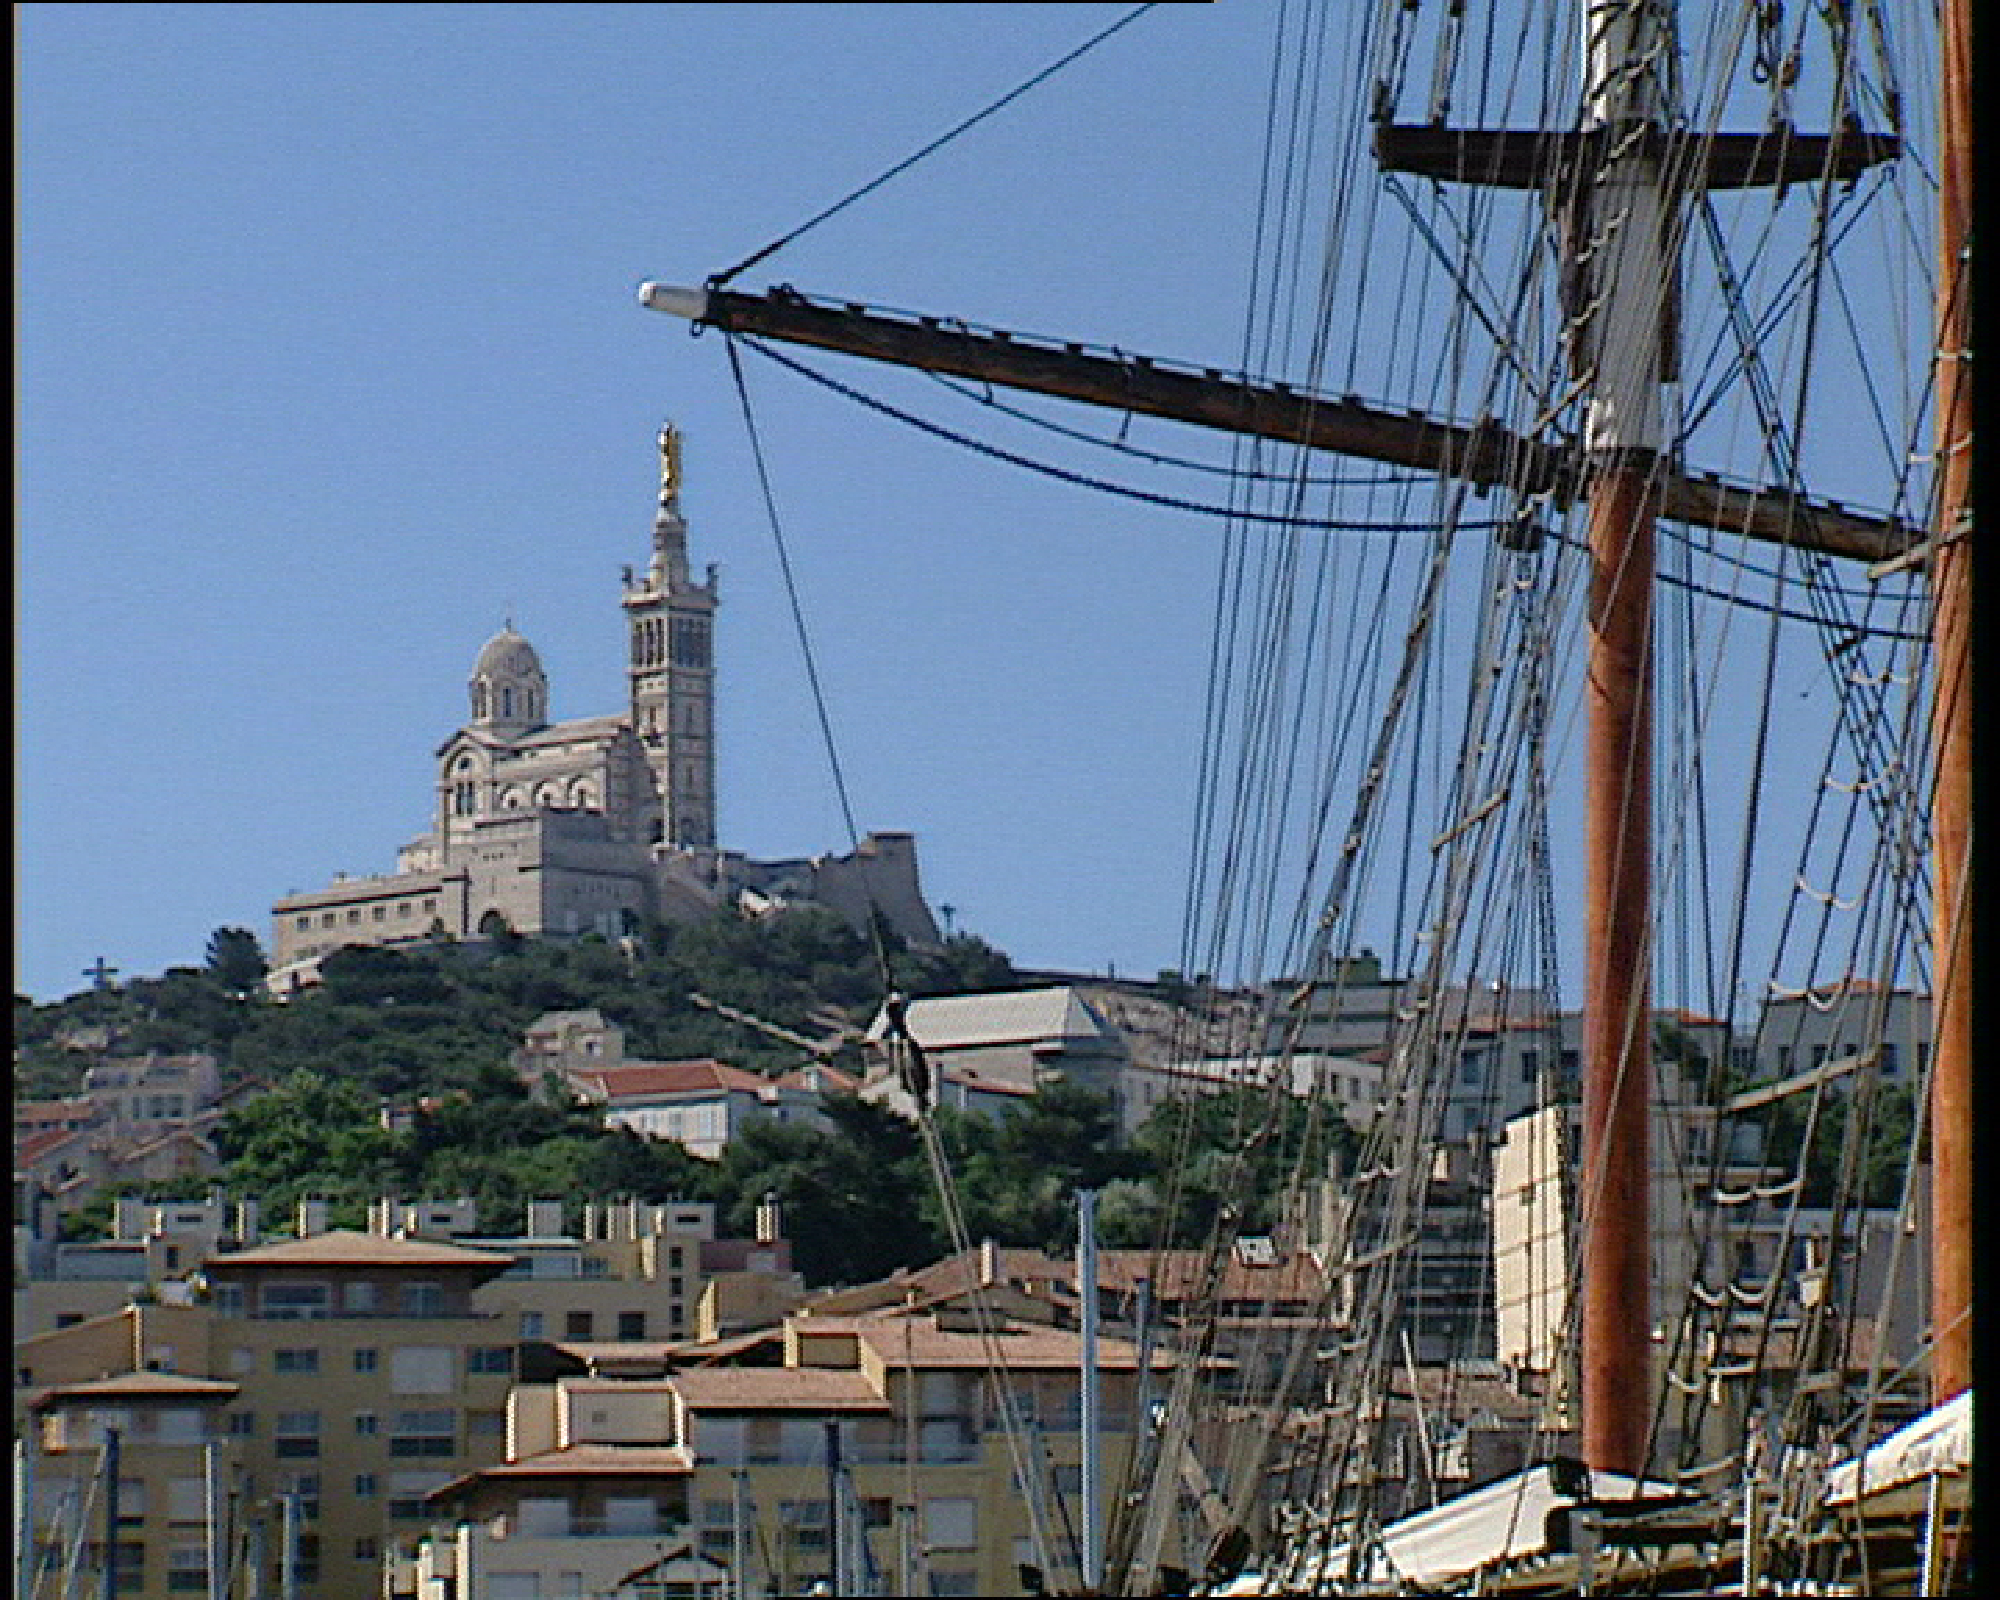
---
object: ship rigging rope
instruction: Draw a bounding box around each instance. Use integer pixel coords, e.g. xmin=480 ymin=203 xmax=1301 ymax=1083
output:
xmin=709 ymin=3 xmax=1159 ymax=290
xmin=726 ymin=333 xmax=1076 ymax=1587
xmin=723 ymin=338 xmax=895 ymax=989
xmin=1142 ymin=0 xmax=1950 ymax=1569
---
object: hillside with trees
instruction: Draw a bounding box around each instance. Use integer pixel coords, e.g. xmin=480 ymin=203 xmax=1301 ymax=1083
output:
xmin=18 ymin=910 xmax=1356 ymax=1285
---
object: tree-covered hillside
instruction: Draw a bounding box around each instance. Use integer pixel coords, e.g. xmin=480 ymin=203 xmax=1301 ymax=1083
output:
xmin=17 ymin=912 xmax=1353 ymax=1285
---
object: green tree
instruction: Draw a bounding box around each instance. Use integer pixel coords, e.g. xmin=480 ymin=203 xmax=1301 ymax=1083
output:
xmin=205 ymin=926 xmax=269 ymax=997
xmin=209 ymin=1069 xmax=386 ymax=1217
xmin=929 ymin=1082 xmax=1137 ymax=1253
xmin=709 ymin=1096 xmax=941 ymax=1286
xmin=1128 ymin=1086 xmax=1353 ymax=1247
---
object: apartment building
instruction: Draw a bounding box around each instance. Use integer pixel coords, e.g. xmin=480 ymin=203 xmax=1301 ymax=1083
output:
xmin=14 ymin=1234 xmax=516 ymax=1600
xmin=13 ymin=1193 xmax=806 ymax=1598
xmin=394 ymin=1302 xmax=1169 ymax=1600
xmin=20 ymin=1366 xmax=242 ymax=1598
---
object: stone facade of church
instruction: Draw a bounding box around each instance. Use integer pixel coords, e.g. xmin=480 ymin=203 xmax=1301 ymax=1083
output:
xmin=268 ymin=428 xmax=938 ymax=985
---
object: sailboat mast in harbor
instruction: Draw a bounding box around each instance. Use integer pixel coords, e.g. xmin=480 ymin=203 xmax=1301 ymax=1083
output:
xmin=1572 ymin=0 xmax=1666 ymax=1482
xmin=1928 ymin=0 xmax=1971 ymax=1414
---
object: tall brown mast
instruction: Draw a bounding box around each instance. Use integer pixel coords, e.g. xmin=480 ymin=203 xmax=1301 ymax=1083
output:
xmin=1929 ymin=0 xmax=1972 ymax=1408
xmin=1570 ymin=0 xmax=1668 ymax=1482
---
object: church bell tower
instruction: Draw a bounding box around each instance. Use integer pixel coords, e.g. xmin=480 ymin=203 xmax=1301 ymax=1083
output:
xmin=623 ymin=424 xmax=718 ymax=850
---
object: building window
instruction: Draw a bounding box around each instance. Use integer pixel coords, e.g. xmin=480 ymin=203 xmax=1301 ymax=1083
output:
xmin=259 ymin=1282 xmax=329 ymax=1320
xmin=166 ymin=1546 xmax=208 ymax=1593
xmin=354 ymin=1538 xmax=379 ymax=1562
xmin=273 ymin=1412 xmax=321 ymax=1458
xmin=227 ymin=1412 xmax=255 ymax=1437
xmin=520 ymin=1312 xmax=544 ymax=1339
xmin=355 ymin=1413 xmax=378 ymax=1436
xmin=354 ymin=1348 xmax=379 ymax=1374
xmin=274 ymin=1349 xmax=318 ymax=1374
xmin=565 ymin=1310 xmax=593 ymax=1341
xmin=389 ymin=1410 xmax=455 ymax=1458
xmin=390 ymin=1345 xmax=454 ymax=1395
xmin=780 ymin=1500 xmax=828 ymax=1551
xmin=399 ymin=1282 xmax=444 ymax=1318
xmin=387 ymin=1473 xmax=448 ymax=1521
xmin=672 ymin=616 xmax=711 ymax=669
xmin=354 ymin=1474 xmax=378 ymax=1498
xmin=616 ymin=1311 xmax=646 ymax=1340
xmin=924 ymin=1497 xmax=978 ymax=1551
xmin=467 ymin=1346 xmax=512 ymax=1375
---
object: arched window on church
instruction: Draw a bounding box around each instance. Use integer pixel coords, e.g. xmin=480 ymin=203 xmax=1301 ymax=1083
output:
xmin=569 ymin=779 xmax=595 ymax=810
xmin=502 ymin=686 xmax=516 ymax=719
xmin=453 ymin=781 xmax=477 ymax=817
xmin=473 ymin=683 xmax=488 ymax=719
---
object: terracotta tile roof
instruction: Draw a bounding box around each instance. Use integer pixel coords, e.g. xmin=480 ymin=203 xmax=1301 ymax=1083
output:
xmin=13 ymin=1096 xmax=99 ymax=1125
xmin=662 ymin=1327 xmax=789 ymax=1365
xmin=774 ymin=1062 xmax=860 ymax=1096
xmin=14 ymin=1126 xmax=92 ymax=1166
xmin=809 ymin=1315 xmax=1167 ymax=1372
xmin=428 ymin=1443 xmax=696 ymax=1502
xmin=670 ymin=1366 xmax=890 ymax=1412
xmin=202 ymin=1228 xmax=514 ymax=1271
xmin=569 ymin=1059 xmax=769 ymax=1100
xmin=804 ymin=1245 xmax=1068 ymax=1317
xmin=1093 ymin=1246 xmax=1330 ymax=1304
xmin=34 ymin=1370 xmax=240 ymax=1406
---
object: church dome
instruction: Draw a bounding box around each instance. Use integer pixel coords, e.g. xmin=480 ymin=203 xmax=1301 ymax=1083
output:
xmin=474 ymin=626 xmax=543 ymax=682
xmin=470 ymin=624 xmax=548 ymax=731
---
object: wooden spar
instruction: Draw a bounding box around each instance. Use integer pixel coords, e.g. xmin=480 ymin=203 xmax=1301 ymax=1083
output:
xmin=640 ymin=283 xmax=1913 ymax=564
xmin=1929 ymin=0 xmax=1972 ymax=1408
xmin=1571 ymin=0 xmax=1665 ymax=1482
xmin=1579 ymin=456 xmax=1657 ymax=1476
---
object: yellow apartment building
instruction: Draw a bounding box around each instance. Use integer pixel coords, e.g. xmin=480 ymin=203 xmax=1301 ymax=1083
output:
xmin=396 ymin=1303 xmax=1169 ymax=1598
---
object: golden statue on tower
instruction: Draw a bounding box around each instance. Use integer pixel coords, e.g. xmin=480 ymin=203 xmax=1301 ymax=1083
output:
xmin=657 ymin=422 xmax=683 ymax=508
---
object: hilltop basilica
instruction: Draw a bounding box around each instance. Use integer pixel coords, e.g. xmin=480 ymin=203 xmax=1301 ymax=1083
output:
xmin=268 ymin=427 xmax=938 ymax=985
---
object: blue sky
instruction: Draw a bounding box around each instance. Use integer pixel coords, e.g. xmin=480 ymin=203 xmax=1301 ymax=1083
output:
xmin=16 ymin=4 xmax=1933 ymax=1011
xmin=16 ymin=3 xmax=1286 ymax=1003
